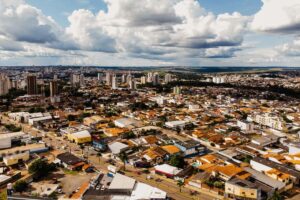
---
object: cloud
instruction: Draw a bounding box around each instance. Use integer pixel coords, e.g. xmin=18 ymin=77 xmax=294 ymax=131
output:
xmin=64 ymin=0 xmax=249 ymax=59
xmin=0 ymin=37 xmax=24 ymax=51
xmin=276 ymin=38 xmax=300 ymax=56
xmin=0 ymin=1 xmax=61 ymax=44
xmin=65 ymin=9 xmax=117 ymax=52
xmin=6 ymin=0 xmax=300 ymax=66
xmin=251 ymin=0 xmax=300 ymax=33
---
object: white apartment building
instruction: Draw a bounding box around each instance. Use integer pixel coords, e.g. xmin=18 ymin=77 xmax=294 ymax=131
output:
xmin=254 ymin=114 xmax=286 ymax=131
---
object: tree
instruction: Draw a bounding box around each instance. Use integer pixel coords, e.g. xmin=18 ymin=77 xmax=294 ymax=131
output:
xmin=268 ymin=191 xmax=283 ymax=200
xmin=97 ymin=152 xmax=102 ymax=164
xmin=119 ymin=152 xmax=128 ymax=171
xmin=80 ymin=144 xmax=85 ymax=155
xmin=67 ymin=115 xmax=76 ymax=121
xmin=169 ymin=155 xmax=185 ymax=168
xmin=29 ymin=159 xmax=56 ymax=180
xmin=14 ymin=180 xmax=28 ymax=193
xmin=177 ymin=180 xmax=184 ymax=192
xmin=47 ymin=105 xmax=56 ymax=111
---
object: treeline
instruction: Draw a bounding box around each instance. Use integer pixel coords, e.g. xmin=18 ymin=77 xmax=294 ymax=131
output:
xmin=167 ymin=81 xmax=300 ymax=99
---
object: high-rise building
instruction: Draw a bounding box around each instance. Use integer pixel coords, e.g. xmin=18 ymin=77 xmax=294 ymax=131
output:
xmin=40 ymin=82 xmax=45 ymax=97
xmin=164 ymin=74 xmax=172 ymax=83
xmin=97 ymin=73 xmax=102 ymax=81
xmin=112 ymin=74 xmax=118 ymax=89
xmin=53 ymin=74 xmax=58 ymax=81
xmin=126 ymin=74 xmax=132 ymax=85
xmin=50 ymin=80 xmax=60 ymax=103
xmin=147 ymin=72 xmax=153 ymax=83
xmin=27 ymin=75 xmax=37 ymax=95
xmin=71 ymin=74 xmax=80 ymax=87
xmin=153 ymin=73 xmax=159 ymax=85
xmin=141 ymin=76 xmax=146 ymax=84
xmin=106 ymin=72 xmax=113 ymax=86
xmin=122 ymin=74 xmax=127 ymax=83
xmin=0 ymin=74 xmax=11 ymax=96
xmin=129 ymin=80 xmax=137 ymax=90
xmin=173 ymin=86 xmax=181 ymax=95
xmin=80 ymin=74 xmax=85 ymax=87
xmin=50 ymin=80 xmax=59 ymax=97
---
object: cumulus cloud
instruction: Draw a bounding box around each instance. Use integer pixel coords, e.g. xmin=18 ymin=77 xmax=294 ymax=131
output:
xmin=0 ymin=37 xmax=24 ymax=51
xmin=277 ymin=38 xmax=300 ymax=56
xmin=5 ymin=0 xmax=300 ymax=66
xmin=251 ymin=0 xmax=300 ymax=33
xmin=64 ymin=0 xmax=249 ymax=59
xmin=0 ymin=1 xmax=61 ymax=44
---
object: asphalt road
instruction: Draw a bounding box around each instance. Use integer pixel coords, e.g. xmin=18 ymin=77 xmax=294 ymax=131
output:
xmin=1 ymin=113 xmax=222 ymax=200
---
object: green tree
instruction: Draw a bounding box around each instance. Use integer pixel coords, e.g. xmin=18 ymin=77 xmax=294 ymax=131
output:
xmin=80 ymin=144 xmax=85 ymax=155
xmin=177 ymin=180 xmax=184 ymax=192
xmin=13 ymin=180 xmax=28 ymax=193
xmin=29 ymin=159 xmax=56 ymax=180
xmin=119 ymin=152 xmax=128 ymax=171
xmin=47 ymin=105 xmax=56 ymax=111
xmin=97 ymin=152 xmax=102 ymax=164
xmin=268 ymin=191 xmax=283 ymax=200
xmin=169 ymin=155 xmax=185 ymax=168
xmin=67 ymin=115 xmax=76 ymax=121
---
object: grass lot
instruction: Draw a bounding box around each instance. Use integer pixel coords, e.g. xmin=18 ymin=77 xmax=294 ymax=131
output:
xmin=63 ymin=169 xmax=79 ymax=175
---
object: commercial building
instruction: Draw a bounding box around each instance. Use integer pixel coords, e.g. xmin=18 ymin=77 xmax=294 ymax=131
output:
xmin=56 ymin=152 xmax=85 ymax=171
xmin=0 ymin=74 xmax=11 ymax=96
xmin=3 ymin=151 xmax=30 ymax=166
xmin=50 ymin=80 xmax=59 ymax=97
xmin=112 ymin=74 xmax=117 ymax=89
xmin=27 ymin=75 xmax=37 ymax=95
xmin=0 ymin=132 xmax=28 ymax=149
xmin=67 ymin=130 xmax=92 ymax=144
xmin=154 ymin=164 xmax=182 ymax=178
xmin=164 ymin=73 xmax=172 ymax=83
xmin=106 ymin=72 xmax=113 ymax=86
xmin=225 ymin=178 xmax=260 ymax=200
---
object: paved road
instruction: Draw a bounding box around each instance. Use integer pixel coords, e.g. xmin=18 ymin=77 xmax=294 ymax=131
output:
xmin=1 ymin=113 xmax=222 ymax=200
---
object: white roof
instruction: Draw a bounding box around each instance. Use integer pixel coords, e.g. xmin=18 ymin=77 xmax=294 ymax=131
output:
xmin=0 ymin=175 xmax=10 ymax=183
xmin=130 ymin=182 xmax=166 ymax=200
xmin=71 ymin=130 xmax=91 ymax=138
xmin=114 ymin=118 xmax=135 ymax=126
xmin=108 ymin=142 xmax=129 ymax=154
xmin=154 ymin=164 xmax=182 ymax=175
xmin=29 ymin=116 xmax=52 ymax=122
xmin=0 ymin=132 xmax=26 ymax=139
xmin=165 ymin=120 xmax=188 ymax=127
xmin=109 ymin=173 xmax=136 ymax=190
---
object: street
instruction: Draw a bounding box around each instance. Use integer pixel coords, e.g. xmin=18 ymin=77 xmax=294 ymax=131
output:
xmin=1 ymin=113 xmax=222 ymax=200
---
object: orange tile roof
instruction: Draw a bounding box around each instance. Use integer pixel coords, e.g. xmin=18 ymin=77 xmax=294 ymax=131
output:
xmin=199 ymin=154 xmax=218 ymax=164
xmin=161 ymin=145 xmax=181 ymax=155
xmin=266 ymin=168 xmax=290 ymax=180
xmin=215 ymin=164 xmax=244 ymax=178
xmin=144 ymin=135 xmax=158 ymax=144
xmin=104 ymin=128 xmax=127 ymax=136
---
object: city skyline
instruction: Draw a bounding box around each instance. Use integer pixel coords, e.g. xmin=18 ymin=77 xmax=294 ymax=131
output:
xmin=0 ymin=0 xmax=300 ymax=67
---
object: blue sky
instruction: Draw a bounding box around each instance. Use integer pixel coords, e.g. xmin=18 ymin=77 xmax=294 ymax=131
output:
xmin=26 ymin=0 xmax=262 ymax=26
xmin=0 ymin=0 xmax=300 ymax=66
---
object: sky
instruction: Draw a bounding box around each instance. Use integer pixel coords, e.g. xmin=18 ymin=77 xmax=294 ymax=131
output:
xmin=0 ymin=0 xmax=300 ymax=67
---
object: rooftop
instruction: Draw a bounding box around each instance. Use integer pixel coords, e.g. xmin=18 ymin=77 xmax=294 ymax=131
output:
xmin=108 ymin=173 xmax=136 ymax=191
